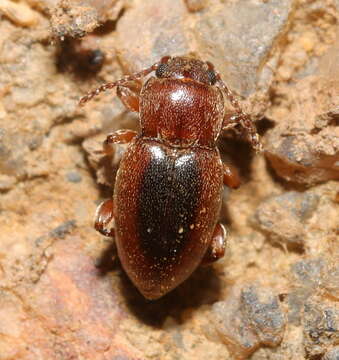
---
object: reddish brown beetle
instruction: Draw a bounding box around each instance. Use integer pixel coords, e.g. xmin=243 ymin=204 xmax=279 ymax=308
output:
xmin=80 ymin=56 xmax=262 ymax=300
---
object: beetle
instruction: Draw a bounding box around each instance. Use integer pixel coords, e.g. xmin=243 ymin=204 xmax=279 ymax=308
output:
xmin=79 ymin=56 xmax=262 ymax=300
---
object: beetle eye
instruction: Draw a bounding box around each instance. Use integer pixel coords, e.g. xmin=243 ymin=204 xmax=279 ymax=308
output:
xmin=156 ymin=63 xmax=168 ymax=78
xmin=207 ymin=70 xmax=217 ymax=85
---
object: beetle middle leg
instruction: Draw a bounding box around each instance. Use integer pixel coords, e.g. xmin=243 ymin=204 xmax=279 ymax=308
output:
xmin=223 ymin=163 xmax=241 ymax=189
xmin=201 ymin=223 xmax=227 ymax=265
xmin=95 ymin=199 xmax=115 ymax=237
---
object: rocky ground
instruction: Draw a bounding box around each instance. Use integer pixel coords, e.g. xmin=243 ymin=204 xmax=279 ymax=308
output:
xmin=0 ymin=0 xmax=338 ymax=359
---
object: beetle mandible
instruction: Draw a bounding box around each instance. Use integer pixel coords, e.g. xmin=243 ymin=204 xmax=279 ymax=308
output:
xmin=80 ymin=56 xmax=262 ymax=300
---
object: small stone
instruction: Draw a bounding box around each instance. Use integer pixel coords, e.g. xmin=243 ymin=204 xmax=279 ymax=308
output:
xmin=0 ymin=174 xmax=16 ymax=191
xmin=50 ymin=2 xmax=98 ymax=38
xmin=302 ymin=296 xmax=339 ymax=358
xmin=291 ymin=258 xmax=326 ymax=289
xmin=323 ymin=347 xmax=339 ymax=360
xmin=66 ymin=170 xmax=82 ymax=183
xmin=50 ymin=0 xmax=124 ymax=38
xmin=288 ymin=257 xmax=338 ymax=326
xmin=49 ymin=220 xmax=76 ymax=239
xmin=212 ymin=289 xmax=259 ymax=360
xmin=212 ymin=284 xmax=286 ymax=359
xmin=322 ymin=263 xmax=339 ymax=301
xmin=287 ymin=287 xmax=313 ymax=325
xmin=265 ymin=68 xmax=339 ymax=185
xmin=194 ymin=0 xmax=294 ymax=96
xmin=300 ymin=31 xmax=317 ymax=52
xmin=241 ymin=285 xmax=286 ymax=346
xmin=253 ymin=191 xmax=320 ymax=247
xmin=0 ymin=0 xmax=39 ymax=27
xmin=184 ymin=0 xmax=207 ymax=12
xmin=287 ymin=257 xmax=326 ymax=325
xmin=116 ymin=0 xmax=190 ymax=73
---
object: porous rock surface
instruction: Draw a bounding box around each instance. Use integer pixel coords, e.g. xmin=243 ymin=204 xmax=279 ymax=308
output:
xmin=0 ymin=0 xmax=338 ymax=359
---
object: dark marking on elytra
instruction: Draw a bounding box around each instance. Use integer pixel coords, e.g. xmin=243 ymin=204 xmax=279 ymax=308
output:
xmin=137 ymin=148 xmax=201 ymax=261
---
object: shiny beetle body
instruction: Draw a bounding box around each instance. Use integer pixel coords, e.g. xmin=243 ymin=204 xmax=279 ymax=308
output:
xmin=80 ymin=56 xmax=261 ymax=299
xmin=115 ymin=139 xmax=223 ymax=299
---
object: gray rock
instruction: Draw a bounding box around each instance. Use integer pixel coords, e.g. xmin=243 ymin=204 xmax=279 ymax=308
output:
xmin=116 ymin=0 xmax=293 ymax=99
xmin=288 ymin=287 xmax=313 ymax=325
xmin=194 ymin=0 xmax=294 ymax=96
xmin=116 ymin=0 xmax=190 ymax=73
xmin=241 ymin=285 xmax=286 ymax=346
xmin=323 ymin=264 xmax=339 ymax=301
xmin=302 ymin=297 xmax=339 ymax=358
xmin=0 ymin=37 xmax=78 ymax=181
xmin=265 ymin=73 xmax=339 ymax=186
xmin=324 ymin=347 xmax=339 ymax=360
xmin=291 ymin=258 xmax=326 ymax=289
xmin=253 ymin=191 xmax=320 ymax=247
xmin=50 ymin=0 xmax=125 ymax=38
xmin=49 ymin=220 xmax=76 ymax=239
xmin=212 ymin=284 xmax=286 ymax=359
xmin=288 ymin=258 xmax=326 ymax=325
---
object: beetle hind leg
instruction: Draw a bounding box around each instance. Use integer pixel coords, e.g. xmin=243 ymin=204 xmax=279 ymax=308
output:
xmin=95 ymin=199 xmax=115 ymax=237
xmin=201 ymin=223 xmax=227 ymax=266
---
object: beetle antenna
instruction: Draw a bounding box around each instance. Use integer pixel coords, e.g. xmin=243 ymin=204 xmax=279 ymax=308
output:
xmin=79 ymin=61 xmax=160 ymax=106
xmin=216 ymin=74 xmax=263 ymax=153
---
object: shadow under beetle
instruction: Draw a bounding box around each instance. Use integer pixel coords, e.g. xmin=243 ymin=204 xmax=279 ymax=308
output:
xmin=80 ymin=56 xmax=262 ymax=300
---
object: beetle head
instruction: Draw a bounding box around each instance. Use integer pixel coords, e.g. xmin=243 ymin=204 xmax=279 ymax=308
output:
xmin=155 ymin=56 xmax=217 ymax=86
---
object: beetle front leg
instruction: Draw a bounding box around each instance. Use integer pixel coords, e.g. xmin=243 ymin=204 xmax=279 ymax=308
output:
xmin=201 ymin=223 xmax=227 ymax=265
xmin=216 ymin=75 xmax=262 ymax=153
xmin=117 ymin=85 xmax=140 ymax=112
xmin=95 ymin=199 xmax=115 ymax=237
xmin=223 ymin=113 xmax=262 ymax=153
xmin=100 ymin=129 xmax=138 ymax=155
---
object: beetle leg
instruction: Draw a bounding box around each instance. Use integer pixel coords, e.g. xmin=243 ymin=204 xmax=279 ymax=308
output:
xmin=95 ymin=129 xmax=137 ymax=232
xmin=215 ymin=75 xmax=262 ymax=153
xmin=117 ymin=85 xmax=140 ymax=112
xmin=223 ymin=113 xmax=262 ymax=153
xmin=99 ymin=129 xmax=138 ymax=156
xmin=201 ymin=223 xmax=227 ymax=265
xmin=223 ymin=163 xmax=241 ymax=189
xmin=95 ymin=199 xmax=115 ymax=237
